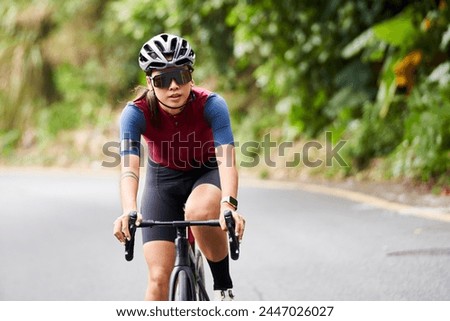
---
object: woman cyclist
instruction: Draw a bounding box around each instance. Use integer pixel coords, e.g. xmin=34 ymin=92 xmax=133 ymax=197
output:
xmin=113 ymin=33 xmax=245 ymax=301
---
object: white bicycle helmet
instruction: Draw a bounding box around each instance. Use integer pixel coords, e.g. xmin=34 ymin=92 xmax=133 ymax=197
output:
xmin=138 ymin=33 xmax=195 ymax=72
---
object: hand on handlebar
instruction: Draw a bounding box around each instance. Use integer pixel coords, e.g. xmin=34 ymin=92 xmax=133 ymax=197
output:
xmin=221 ymin=210 xmax=243 ymax=261
xmin=117 ymin=211 xmax=243 ymax=262
xmin=219 ymin=207 xmax=246 ymax=242
xmin=113 ymin=211 xmax=142 ymax=244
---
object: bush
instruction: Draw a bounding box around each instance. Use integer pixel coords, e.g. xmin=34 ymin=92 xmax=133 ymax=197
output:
xmin=388 ymin=67 xmax=450 ymax=181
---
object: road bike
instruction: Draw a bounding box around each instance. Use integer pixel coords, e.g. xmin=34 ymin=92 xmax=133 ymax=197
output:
xmin=124 ymin=210 xmax=240 ymax=301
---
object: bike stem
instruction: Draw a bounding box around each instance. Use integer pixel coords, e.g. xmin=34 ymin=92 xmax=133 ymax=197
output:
xmin=174 ymin=227 xmax=190 ymax=267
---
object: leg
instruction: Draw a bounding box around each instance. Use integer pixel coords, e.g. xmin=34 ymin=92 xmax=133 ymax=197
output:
xmin=143 ymin=240 xmax=175 ymax=301
xmin=184 ymin=183 xmax=228 ymax=261
xmin=140 ymin=162 xmax=184 ymax=300
xmin=185 ymin=183 xmax=233 ymax=293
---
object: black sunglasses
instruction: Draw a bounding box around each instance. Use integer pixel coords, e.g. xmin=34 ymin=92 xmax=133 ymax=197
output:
xmin=150 ymin=69 xmax=192 ymax=88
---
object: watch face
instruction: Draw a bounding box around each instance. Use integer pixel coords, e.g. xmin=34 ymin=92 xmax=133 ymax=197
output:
xmin=223 ymin=196 xmax=238 ymax=208
xmin=229 ymin=197 xmax=238 ymax=207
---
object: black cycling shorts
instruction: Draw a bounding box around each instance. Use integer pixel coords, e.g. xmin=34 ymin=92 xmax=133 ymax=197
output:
xmin=140 ymin=160 xmax=221 ymax=244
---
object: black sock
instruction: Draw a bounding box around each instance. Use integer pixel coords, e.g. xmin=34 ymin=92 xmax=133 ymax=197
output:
xmin=207 ymin=255 xmax=233 ymax=290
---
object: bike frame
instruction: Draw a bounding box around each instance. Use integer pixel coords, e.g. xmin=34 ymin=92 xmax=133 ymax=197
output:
xmin=169 ymin=225 xmax=207 ymax=300
xmin=124 ymin=211 xmax=239 ymax=301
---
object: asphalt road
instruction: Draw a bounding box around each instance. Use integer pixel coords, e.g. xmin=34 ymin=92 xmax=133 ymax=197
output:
xmin=1 ymin=169 xmax=450 ymax=301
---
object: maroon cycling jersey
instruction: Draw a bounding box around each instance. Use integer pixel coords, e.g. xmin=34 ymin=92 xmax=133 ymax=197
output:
xmin=121 ymin=87 xmax=233 ymax=171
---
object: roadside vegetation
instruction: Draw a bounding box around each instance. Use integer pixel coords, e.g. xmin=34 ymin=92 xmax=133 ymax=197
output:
xmin=0 ymin=0 xmax=448 ymax=192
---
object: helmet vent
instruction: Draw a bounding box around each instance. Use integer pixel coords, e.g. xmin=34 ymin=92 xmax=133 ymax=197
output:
xmin=150 ymin=62 xmax=166 ymax=68
xmin=138 ymin=33 xmax=195 ymax=71
xmin=139 ymin=53 xmax=148 ymax=63
xmin=154 ymin=41 xmax=165 ymax=54
xmin=170 ymin=38 xmax=178 ymax=51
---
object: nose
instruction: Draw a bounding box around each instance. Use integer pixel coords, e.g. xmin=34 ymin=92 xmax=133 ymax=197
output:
xmin=169 ymin=78 xmax=179 ymax=89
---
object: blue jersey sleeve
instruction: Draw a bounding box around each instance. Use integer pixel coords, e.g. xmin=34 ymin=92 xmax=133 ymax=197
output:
xmin=119 ymin=103 xmax=146 ymax=156
xmin=204 ymin=93 xmax=235 ymax=147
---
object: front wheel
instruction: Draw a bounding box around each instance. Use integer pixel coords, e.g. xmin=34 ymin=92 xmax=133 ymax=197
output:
xmin=171 ymin=270 xmax=195 ymax=301
xmin=195 ymin=250 xmax=209 ymax=301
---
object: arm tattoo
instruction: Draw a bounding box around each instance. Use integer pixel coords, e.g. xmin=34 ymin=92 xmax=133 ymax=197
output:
xmin=121 ymin=171 xmax=139 ymax=182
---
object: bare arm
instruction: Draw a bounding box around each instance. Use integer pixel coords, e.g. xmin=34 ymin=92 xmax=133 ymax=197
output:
xmin=216 ymin=144 xmax=245 ymax=239
xmin=216 ymin=144 xmax=238 ymax=201
xmin=120 ymin=154 xmax=140 ymax=214
xmin=114 ymin=154 xmax=141 ymax=244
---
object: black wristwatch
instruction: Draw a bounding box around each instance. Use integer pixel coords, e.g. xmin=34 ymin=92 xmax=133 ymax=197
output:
xmin=221 ymin=196 xmax=238 ymax=210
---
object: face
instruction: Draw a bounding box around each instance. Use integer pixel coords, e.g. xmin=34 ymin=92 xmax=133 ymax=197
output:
xmin=147 ymin=67 xmax=193 ymax=111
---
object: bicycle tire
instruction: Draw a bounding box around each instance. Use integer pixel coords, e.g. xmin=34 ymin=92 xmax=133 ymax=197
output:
xmin=195 ymin=250 xmax=209 ymax=301
xmin=172 ymin=270 xmax=194 ymax=301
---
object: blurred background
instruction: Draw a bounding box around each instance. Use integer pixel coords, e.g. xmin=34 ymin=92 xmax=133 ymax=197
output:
xmin=0 ymin=0 xmax=449 ymax=192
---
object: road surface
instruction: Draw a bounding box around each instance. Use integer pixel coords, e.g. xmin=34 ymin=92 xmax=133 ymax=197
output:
xmin=1 ymin=169 xmax=449 ymax=300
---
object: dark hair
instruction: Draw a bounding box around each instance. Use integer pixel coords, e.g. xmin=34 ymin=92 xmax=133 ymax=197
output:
xmin=133 ymin=85 xmax=160 ymax=127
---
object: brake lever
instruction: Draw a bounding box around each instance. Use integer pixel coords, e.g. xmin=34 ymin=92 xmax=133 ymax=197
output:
xmin=124 ymin=211 xmax=138 ymax=261
xmin=223 ymin=210 xmax=240 ymax=260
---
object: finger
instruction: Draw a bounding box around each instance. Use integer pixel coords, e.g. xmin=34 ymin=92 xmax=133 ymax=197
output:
xmin=136 ymin=212 xmax=143 ymax=226
xmin=121 ymin=217 xmax=131 ymax=241
xmin=219 ymin=213 xmax=227 ymax=231
xmin=113 ymin=220 xmax=125 ymax=244
xmin=235 ymin=216 xmax=245 ymax=241
xmin=220 ymin=220 xmax=227 ymax=231
xmin=236 ymin=221 xmax=244 ymax=240
xmin=115 ymin=233 xmax=125 ymax=244
xmin=230 ymin=213 xmax=238 ymax=234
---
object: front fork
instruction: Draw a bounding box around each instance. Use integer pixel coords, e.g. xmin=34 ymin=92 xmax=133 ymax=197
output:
xmin=169 ymin=227 xmax=197 ymax=300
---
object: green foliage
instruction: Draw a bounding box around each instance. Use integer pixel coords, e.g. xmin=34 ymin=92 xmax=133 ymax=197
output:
xmin=0 ymin=0 xmax=55 ymax=156
xmin=343 ymin=98 xmax=407 ymax=173
xmin=372 ymin=8 xmax=417 ymax=47
xmin=388 ymin=68 xmax=450 ymax=181
xmin=226 ymin=0 xmax=409 ymax=137
xmin=337 ymin=0 xmax=450 ymax=181
xmin=36 ymin=63 xmax=106 ymax=136
xmin=0 ymin=0 xmax=448 ymax=184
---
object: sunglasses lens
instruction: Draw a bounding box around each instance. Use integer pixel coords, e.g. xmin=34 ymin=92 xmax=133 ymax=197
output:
xmin=179 ymin=69 xmax=192 ymax=84
xmin=152 ymin=75 xmax=163 ymax=88
xmin=152 ymin=69 xmax=192 ymax=88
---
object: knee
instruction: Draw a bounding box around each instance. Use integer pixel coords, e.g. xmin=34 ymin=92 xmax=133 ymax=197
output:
xmin=146 ymin=269 xmax=171 ymax=300
xmin=184 ymin=206 xmax=202 ymax=221
xmin=148 ymin=267 xmax=170 ymax=288
xmin=185 ymin=203 xmax=218 ymax=221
